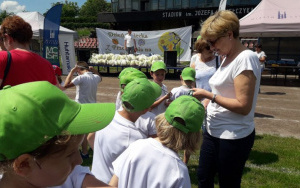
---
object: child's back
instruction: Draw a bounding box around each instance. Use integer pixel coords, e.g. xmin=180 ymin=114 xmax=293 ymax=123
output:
xmin=92 ymin=78 xmax=161 ymax=183
xmin=170 ymin=67 xmax=196 ymax=101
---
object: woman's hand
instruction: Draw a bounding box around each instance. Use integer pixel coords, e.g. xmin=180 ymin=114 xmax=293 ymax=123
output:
xmin=191 ymin=88 xmax=211 ymax=101
xmin=202 ymin=99 xmax=210 ymax=109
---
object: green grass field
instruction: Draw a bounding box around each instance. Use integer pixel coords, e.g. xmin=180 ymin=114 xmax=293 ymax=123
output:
xmin=83 ymin=134 xmax=300 ymax=187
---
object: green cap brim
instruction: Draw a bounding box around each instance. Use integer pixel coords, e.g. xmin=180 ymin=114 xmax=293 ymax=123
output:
xmin=66 ymin=103 xmax=115 ymax=135
xmin=182 ymin=76 xmax=195 ymax=82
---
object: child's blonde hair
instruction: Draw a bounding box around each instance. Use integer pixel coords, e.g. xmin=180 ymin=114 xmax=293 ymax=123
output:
xmin=156 ymin=113 xmax=201 ymax=154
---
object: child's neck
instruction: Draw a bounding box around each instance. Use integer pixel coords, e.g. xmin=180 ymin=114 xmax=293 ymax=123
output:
xmin=118 ymin=110 xmax=141 ymax=123
xmin=154 ymin=81 xmax=163 ymax=87
xmin=181 ymin=80 xmax=192 ymax=88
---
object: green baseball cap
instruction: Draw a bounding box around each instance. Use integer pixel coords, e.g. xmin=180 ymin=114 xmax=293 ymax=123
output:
xmin=165 ymin=95 xmax=205 ymax=133
xmin=121 ymin=78 xmax=161 ymax=112
xmin=118 ymin=67 xmax=140 ymax=79
xmin=151 ymin=61 xmax=167 ymax=72
xmin=181 ymin=67 xmax=196 ymax=81
xmin=197 ymin=35 xmax=201 ymax=40
xmin=0 ymin=81 xmax=115 ymax=161
xmin=119 ymin=71 xmax=147 ymax=92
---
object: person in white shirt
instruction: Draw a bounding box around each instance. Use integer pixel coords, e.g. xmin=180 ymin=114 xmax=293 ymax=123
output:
xmin=91 ymin=78 xmax=161 ymax=184
xmin=192 ymin=10 xmax=260 ymax=188
xmin=109 ymin=95 xmax=205 ymax=188
xmin=64 ymin=61 xmax=102 ymax=158
xmin=254 ymin=44 xmax=267 ymax=72
xmin=0 ymin=81 xmax=115 ymax=188
xmin=169 ymin=67 xmax=196 ymax=164
xmin=87 ymin=68 xmax=157 ymax=150
xmin=124 ymin=29 xmax=137 ymax=54
xmin=150 ymin=61 xmax=172 ymax=116
xmin=169 ymin=67 xmax=195 ymax=101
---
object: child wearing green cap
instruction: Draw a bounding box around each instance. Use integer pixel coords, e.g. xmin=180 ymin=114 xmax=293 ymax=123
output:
xmin=168 ymin=67 xmax=196 ymax=164
xmin=0 ymin=81 xmax=115 ymax=188
xmin=87 ymin=69 xmax=157 ymax=150
xmin=116 ymin=70 xmax=157 ymax=138
xmin=109 ymin=95 xmax=205 ymax=188
xmin=169 ymin=67 xmax=196 ymax=101
xmin=91 ymin=78 xmax=161 ymax=184
xmin=150 ymin=61 xmax=172 ymax=116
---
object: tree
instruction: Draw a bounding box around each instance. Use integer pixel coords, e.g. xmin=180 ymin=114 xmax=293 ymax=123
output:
xmin=0 ymin=10 xmax=13 ymax=23
xmin=50 ymin=0 xmax=79 ymax=17
xmin=79 ymin=0 xmax=111 ymax=17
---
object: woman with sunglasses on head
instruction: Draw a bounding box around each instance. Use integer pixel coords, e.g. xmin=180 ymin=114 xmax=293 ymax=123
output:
xmin=192 ymin=10 xmax=261 ymax=188
xmin=190 ymin=37 xmax=220 ymax=109
xmin=186 ymin=37 xmax=219 ymax=165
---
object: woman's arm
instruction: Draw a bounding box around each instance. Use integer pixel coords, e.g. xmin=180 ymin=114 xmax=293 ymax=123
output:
xmin=192 ymin=70 xmax=256 ymax=115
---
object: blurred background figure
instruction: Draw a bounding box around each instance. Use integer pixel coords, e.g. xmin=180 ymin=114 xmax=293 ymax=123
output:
xmin=0 ymin=15 xmax=57 ymax=88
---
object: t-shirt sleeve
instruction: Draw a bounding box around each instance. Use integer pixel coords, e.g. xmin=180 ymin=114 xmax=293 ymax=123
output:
xmin=72 ymin=76 xmax=81 ymax=86
xmin=170 ymin=88 xmax=176 ymax=101
xmin=190 ymin=55 xmax=197 ymax=67
xmin=147 ymin=113 xmax=157 ymax=135
xmin=233 ymin=51 xmax=261 ymax=80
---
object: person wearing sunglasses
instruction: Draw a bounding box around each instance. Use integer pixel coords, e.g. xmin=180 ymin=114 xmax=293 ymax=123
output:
xmin=192 ymin=10 xmax=261 ymax=188
xmin=188 ymin=37 xmax=219 ymax=165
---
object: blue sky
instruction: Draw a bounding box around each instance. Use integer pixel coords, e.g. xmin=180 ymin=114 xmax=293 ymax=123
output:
xmin=0 ymin=0 xmax=87 ymax=14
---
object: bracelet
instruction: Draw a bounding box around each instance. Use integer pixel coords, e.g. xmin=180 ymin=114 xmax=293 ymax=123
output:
xmin=211 ymin=94 xmax=217 ymax=103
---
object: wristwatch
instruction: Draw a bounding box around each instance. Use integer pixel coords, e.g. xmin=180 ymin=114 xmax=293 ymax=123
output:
xmin=211 ymin=94 xmax=217 ymax=103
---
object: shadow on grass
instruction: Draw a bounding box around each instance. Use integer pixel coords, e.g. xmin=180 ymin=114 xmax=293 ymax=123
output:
xmin=248 ymin=150 xmax=278 ymax=165
xmin=261 ymin=92 xmax=286 ymax=95
xmin=254 ymin=135 xmax=264 ymax=140
xmin=254 ymin=112 xmax=274 ymax=118
xmin=189 ymin=165 xmax=228 ymax=186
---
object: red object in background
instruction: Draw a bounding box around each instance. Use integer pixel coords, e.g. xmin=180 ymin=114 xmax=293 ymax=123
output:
xmin=53 ymin=65 xmax=62 ymax=76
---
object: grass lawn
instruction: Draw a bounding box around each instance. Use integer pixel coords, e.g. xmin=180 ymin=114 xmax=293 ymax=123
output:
xmin=83 ymin=134 xmax=300 ymax=187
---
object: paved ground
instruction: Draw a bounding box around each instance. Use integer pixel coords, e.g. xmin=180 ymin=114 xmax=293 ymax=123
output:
xmin=63 ymin=75 xmax=300 ymax=139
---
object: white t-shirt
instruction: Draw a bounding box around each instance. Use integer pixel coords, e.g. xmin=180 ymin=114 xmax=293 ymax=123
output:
xmin=49 ymin=165 xmax=92 ymax=188
xmin=255 ymin=51 xmax=267 ymax=69
xmin=91 ymin=111 xmax=148 ymax=184
xmin=124 ymin=34 xmax=135 ymax=47
xmin=72 ymin=72 xmax=101 ymax=103
xmin=170 ymin=85 xmax=191 ymax=101
xmin=112 ymin=138 xmax=191 ymax=188
xmin=150 ymin=84 xmax=168 ymax=116
xmin=191 ymin=54 xmax=217 ymax=91
xmin=115 ymin=92 xmax=157 ymax=136
xmin=207 ymin=50 xmax=261 ymax=139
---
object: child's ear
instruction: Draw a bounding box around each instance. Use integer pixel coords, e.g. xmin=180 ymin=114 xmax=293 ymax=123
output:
xmin=150 ymin=71 xmax=154 ymax=77
xmin=180 ymin=75 xmax=183 ymax=80
xmin=13 ymin=154 xmax=35 ymax=177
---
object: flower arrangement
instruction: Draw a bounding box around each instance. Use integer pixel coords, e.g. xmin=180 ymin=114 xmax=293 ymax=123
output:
xmin=89 ymin=53 xmax=164 ymax=67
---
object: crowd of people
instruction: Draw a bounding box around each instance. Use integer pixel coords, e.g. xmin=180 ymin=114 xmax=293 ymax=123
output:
xmin=0 ymin=10 xmax=262 ymax=188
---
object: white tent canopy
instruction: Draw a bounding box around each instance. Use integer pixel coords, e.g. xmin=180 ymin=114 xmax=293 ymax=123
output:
xmin=16 ymin=12 xmax=77 ymax=39
xmin=239 ymin=0 xmax=300 ymax=37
